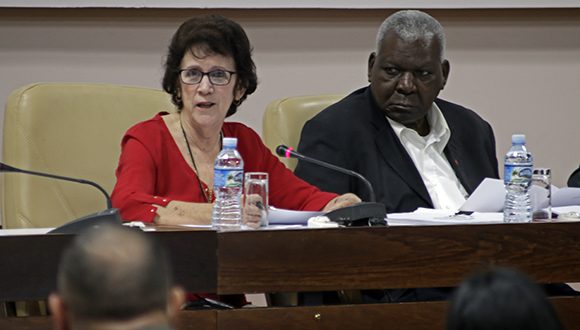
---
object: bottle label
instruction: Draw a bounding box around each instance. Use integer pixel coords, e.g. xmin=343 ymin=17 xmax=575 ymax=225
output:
xmin=504 ymin=164 xmax=532 ymax=186
xmin=214 ymin=168 xmax=243 ymax=188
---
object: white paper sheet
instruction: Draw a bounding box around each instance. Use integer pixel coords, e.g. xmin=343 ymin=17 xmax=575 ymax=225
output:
xmin=267 ymin=206 xmax=324 ymax=225
xmin=552 ymin=205 xmax=580 ymax=215
xmin=552 ymin=187 xmax=580 ymax=207
xmin=178 ymin=224 xmax=212 ymax=229
xmin=458 ymin=178 xmax=580 ymax=212
xmin=387 ymin=207 xmax=504 ymax=226
xmin=551 ymin=205 xmax=580 ymax=222
xmin=459 ymin=178 xmax=505 ymax=212
xmin=0 ymin=228 xmax=52 ymax=236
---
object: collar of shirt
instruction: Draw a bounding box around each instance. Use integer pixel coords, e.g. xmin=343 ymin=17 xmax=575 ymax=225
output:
xmin=386 ymin=102 xmax=450 ymax=153
xmin=385 ymin=103 xmax=467 ymax=210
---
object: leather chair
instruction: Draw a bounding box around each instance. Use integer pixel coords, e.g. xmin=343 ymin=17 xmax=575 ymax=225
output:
xmin=262 ymin=94 xmax=343 ymax=307
xmin=2 ymin=83 xmax=175 ymax=229
xmin=262 ymin=94 xmax=343 ymax=171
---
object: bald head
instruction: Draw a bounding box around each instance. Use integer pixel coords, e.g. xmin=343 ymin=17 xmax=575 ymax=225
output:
xmin=57 ymin=225 xmax=172 ymax=322
xmin=376 ymin=10 xmax=446 ymax=61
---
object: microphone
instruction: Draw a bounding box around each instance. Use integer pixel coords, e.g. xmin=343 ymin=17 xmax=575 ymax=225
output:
xmin=276 ymin=145 xmax=386 ymax=227
xmin=277 ymin=145 xmax=377 ymax=202
xmin=0 ymin=162 xmax=121 ymax=234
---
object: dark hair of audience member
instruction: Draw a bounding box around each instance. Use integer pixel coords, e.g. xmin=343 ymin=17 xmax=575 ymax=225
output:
xmin=57 ymin=225 xmax=172 ymax=322
xmin=447 ymin=267 xmax=564 ymax=330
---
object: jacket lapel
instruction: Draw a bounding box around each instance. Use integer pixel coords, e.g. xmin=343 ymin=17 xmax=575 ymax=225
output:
xmin=374 ymin=125 xmax=433 ymax=206
xmin=441 ymin=106 xmax=475 ymax=194
xmin=366 ymin=91 xmax=433 ymax=206
xmin=443 ymin=139 xmax=469 ymax=190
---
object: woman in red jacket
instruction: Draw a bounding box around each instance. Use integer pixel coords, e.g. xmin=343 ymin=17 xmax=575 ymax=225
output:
xmin=111 ymin=15 xmax=359 ymax=226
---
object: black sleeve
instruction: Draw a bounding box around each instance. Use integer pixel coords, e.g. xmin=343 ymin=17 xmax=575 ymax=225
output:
xmin=294 ymin=115 xmax=354 ymax=195
xmin=568 ymin=166 xmax=580 ymax=187
xmin=484 ymin=120 xmax=500 ymax=179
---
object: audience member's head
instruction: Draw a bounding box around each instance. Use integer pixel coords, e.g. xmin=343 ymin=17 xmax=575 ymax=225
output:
xmin=447 ymin=267 xmax=563 ymax=330
xmin=49 ymin=225 xmax=185 ymax=330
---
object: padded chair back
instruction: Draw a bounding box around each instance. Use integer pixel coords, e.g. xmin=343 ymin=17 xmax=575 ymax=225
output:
xmin=262 ymin=94 xmax=343 ymax=171
xmin=2 ymin=83 xmax=175 ymax=228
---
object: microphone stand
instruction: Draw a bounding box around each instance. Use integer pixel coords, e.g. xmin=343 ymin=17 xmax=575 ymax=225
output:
xmin=0 ymin=162 xmax=121 ymax=234
xmin=276 ymin=146 xmax=387 ymax=227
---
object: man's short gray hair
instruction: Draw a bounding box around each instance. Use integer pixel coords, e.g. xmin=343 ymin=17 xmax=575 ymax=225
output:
xmin=376 ymin=10 xmax=446 ymax=61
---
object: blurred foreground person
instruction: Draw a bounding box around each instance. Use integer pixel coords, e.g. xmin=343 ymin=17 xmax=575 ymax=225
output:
xmin=447 ymin=267 xmax=564 ymax=330
xmin=49 ymin=225 xmax=185 ymax=330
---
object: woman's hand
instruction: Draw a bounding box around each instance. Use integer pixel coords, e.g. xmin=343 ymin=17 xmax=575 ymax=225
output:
xmin=243 ymin=194 xmax=265 ymax=229
xmin=155 ymin=200 xmax=212 ymax=225
xmin=322 ymin=193 xmax=361 ymax=212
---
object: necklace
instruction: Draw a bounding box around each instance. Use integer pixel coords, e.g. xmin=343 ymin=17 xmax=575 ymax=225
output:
xmin=179 ymin=116 xmax=222 ymax=203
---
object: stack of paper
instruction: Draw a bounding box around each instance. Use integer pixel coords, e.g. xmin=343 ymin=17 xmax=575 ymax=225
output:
xmin=459 ymin=178 xmax=580 ymax=213
xmin=387 ymin=208 xmax=504 ymax=226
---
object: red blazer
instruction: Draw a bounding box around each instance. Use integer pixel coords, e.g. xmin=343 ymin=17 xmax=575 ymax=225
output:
xmin=112 ymin=113 xmax=336 ymax=222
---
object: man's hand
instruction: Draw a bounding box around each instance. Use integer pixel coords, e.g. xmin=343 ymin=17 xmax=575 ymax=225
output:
xmin=322 ymin=193 xmax=361 ymax=212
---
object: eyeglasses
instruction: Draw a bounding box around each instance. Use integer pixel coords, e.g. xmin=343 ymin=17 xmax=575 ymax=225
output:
xmin=178 ymin=68 xmax=236 ymax=86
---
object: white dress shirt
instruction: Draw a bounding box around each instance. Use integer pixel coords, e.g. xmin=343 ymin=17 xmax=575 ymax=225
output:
xmin=386 ymin=104 xmax=468 ymax=211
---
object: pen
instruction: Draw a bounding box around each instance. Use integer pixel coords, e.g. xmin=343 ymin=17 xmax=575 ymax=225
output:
xmin=455 ymin=210 xmax=473 ymax=216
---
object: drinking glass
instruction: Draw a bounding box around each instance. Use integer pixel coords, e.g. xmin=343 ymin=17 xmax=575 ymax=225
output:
xmin=532 ymin=168 xmax=551 ymax=220
xmin=243 ymin=172 xmax=269 ymax=228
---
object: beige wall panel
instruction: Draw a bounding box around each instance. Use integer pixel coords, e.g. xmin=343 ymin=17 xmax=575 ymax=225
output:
xmin=0 ymin=8 xmax=578 ymax=191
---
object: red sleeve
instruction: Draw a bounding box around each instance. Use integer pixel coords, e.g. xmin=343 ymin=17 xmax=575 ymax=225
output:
xmin=113 ymin=113 xmax=215 ymax=222
xmin=113 ymin=119 xmax=337 ymax=222
xmin=111 ymin=135 xmax=172 ymax=223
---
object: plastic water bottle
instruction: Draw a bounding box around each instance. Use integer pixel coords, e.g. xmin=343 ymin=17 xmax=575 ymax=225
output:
xmin=503 ymin=134 xmax=533 ymax=223
xmin=212 ymin=137 xmax=244 ymax=231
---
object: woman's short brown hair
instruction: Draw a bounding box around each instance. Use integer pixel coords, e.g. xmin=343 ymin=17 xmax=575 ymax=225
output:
xmin=162 ymin=15 xmax=258 ymax=116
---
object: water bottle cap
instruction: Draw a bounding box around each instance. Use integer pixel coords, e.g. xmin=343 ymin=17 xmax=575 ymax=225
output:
xmin=511 ymin=134 xmax=526 ymax=145
xmin=222 ymin=137 xmax=237 ymax=148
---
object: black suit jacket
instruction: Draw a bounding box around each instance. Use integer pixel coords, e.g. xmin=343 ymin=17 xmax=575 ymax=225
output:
xmin=569 ymin=167 xmax=580 ymax=187
xmin=295 ymin=86 xmax=499 ymax=213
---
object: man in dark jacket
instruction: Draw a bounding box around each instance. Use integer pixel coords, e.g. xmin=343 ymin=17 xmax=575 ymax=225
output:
xmin=296 ymin=10 xmax=498 ymax=214
xmin=296 ymin=9 xmax=499 ymax=304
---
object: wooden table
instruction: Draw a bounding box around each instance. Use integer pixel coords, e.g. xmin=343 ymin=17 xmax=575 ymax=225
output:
xmin=217 ymin=223 xmax=580 ymax=293
xmin=1 ymin=222 xmax=579 ymax=329
xmin=0 ymin=229 xmax=216 ymax=301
